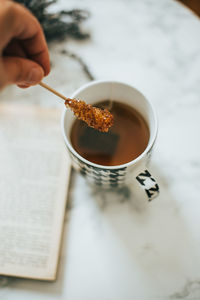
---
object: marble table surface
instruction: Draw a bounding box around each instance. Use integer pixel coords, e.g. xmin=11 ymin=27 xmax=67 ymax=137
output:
xmin=1 ymin=0 xmax=200 ymax=299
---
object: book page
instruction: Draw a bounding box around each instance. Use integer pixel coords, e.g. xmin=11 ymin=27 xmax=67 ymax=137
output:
xmin=0 ymin=104 xmax=71 ymax=280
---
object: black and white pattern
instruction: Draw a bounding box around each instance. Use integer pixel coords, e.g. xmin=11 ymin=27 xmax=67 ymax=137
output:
xmin=68 ymin=148 xmax=159 ymax=200
xmin=136 ymin=169 xmax=159 ymax=201
xmin=69 ymin=150 xmax=127 ymax=188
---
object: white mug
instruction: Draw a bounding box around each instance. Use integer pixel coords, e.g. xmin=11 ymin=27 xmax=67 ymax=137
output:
xmin=61 ymin=80 xmax=159 ymax=201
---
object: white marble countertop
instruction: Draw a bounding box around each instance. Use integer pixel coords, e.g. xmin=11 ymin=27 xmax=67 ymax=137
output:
xmin=1 ymin=0 xmax=200 ymax=299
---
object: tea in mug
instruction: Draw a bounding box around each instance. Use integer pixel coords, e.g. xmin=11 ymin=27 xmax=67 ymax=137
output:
xmin=70 ymin=100 xmax=149 ymax=166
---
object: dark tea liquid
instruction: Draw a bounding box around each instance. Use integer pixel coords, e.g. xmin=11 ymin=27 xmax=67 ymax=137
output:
xmin=70 ymin=100 xmax=150 ymax=166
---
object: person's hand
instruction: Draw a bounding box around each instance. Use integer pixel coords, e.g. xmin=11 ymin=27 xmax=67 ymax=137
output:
xmin=0 ymin=0 xmax=50 ymax=89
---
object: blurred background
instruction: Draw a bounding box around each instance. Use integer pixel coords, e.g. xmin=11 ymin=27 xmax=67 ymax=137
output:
xmin=178 ymin=0 xmax=200 ymax=16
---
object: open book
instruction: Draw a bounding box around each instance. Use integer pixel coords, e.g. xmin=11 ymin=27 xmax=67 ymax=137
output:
xmin=0 ymin=104 xmax=71 ymax=280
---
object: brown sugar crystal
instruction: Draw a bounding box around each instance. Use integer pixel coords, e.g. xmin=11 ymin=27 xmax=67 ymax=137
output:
xmin=38 ymin=82 xmax=113 ymax=132
xmin=65 ymin=98 xmax=114 ymax=132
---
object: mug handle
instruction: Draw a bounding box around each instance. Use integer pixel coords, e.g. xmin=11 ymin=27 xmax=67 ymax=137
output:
xmin=135 ymin=169 xmax=159 ymax=201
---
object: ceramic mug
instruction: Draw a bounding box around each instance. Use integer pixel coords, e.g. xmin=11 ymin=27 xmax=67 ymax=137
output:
xmin=61 ymin=80 xmax=159 ymax=201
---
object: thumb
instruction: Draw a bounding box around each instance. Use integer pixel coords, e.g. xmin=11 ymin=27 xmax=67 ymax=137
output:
xmin=2 ymin=56 xmax=44 ymax=87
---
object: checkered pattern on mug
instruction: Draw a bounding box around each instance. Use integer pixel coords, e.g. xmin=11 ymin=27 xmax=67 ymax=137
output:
xmin=69 ymin=150 xmax=127 ymax=188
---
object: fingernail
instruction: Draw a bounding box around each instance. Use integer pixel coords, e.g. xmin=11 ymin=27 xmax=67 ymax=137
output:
xmin=26 ymin=68 xmax=43 ymax=84
xmin=17 ymin=84 xmax=30 ymax=89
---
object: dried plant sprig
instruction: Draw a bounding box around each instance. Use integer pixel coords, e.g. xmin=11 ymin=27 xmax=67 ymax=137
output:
xmin=14 ymin=0 xmax=90 ymax=42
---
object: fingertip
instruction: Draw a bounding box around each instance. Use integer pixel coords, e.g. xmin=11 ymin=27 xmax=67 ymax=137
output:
xmin=42 ymin=54 xmax=51 ymax=76
xmin=3 ymin=56 xmax=45 ymax=87
xmin=26 ymin=66 xmax=44 ymax=85
xmin=45 ymin=65 xmax=51 ymax=76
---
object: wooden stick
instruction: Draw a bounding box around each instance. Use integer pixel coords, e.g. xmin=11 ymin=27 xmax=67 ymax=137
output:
xmin=39 ymin=82 xmax=68 ymax=102
xmin=39 ymin=81 xmax=114 ymax=132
